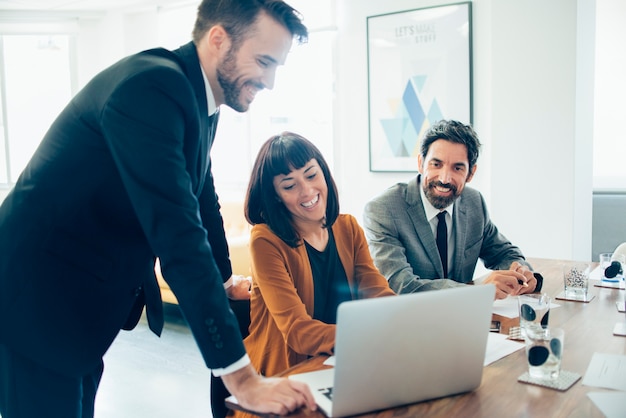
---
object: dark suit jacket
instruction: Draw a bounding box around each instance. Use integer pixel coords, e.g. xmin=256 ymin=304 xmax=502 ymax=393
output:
xmin=0 ymin=42 xmax=245 ymax=377
xmin=363 ymin=175 xmax=529 ymax=294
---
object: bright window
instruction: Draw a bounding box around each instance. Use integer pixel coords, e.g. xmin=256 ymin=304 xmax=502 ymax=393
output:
xmin=212 ymin=29 xmax=336 ymax=201
xmin=0 ymin=1 xmax=335 ymax=199
xmin=0 ymin=34 xmax=74 ymax=184
xmin=156 ymin=1 xmax=336 ymax=201
xmin=593 ymin=0 xmax=626 ymax=192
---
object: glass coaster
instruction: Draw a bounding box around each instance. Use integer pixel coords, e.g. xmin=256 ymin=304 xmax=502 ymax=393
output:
xmin=555 ymin=291 xmax=595 ymax=303
xmin=594 ymin=280 xmax=625 ymax=290
xmin=518 ymin=370 xmax=581 ymax=391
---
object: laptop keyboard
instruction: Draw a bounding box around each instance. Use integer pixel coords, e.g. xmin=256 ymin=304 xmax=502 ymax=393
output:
xmin=318 ymin=387 xmax=333 ymax=400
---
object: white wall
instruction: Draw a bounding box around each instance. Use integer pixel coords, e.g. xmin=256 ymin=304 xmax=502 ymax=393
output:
xmin=594 ymin=0 xmax=626 ymax=190
xmin=334 ymin=0 xmax=594 ymax=261
xmin=76 ymin=9 xmax=162 ymax=86
xmin=2 ymin=0 xmax=613 ymax=262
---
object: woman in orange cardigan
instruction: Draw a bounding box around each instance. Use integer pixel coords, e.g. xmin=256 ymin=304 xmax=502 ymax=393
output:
xmin=242 ymin=132 xmax=396 ymax=379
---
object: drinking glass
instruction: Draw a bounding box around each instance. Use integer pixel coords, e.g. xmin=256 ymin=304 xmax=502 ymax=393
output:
xmin=518 ymin=293 xmax=550 ymax=337
xmin=525 ymin=327 xmax=564 ymax=380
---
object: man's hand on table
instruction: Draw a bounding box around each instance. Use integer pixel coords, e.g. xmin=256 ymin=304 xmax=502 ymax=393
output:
xmin=221 ymin=364 xmax=317 ymax=415
xmin=483 ymin=261 xmax=538 ymax=300
xmin=225 ymin=275 xmax=252 ymax=300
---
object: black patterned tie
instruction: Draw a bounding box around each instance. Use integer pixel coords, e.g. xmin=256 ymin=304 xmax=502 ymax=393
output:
xmin=436 ymin=211 xmax=448 ymax=278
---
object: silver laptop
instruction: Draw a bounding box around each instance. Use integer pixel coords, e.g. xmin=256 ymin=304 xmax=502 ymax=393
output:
xmin=289 ymin=284 xmax=495 ymax=417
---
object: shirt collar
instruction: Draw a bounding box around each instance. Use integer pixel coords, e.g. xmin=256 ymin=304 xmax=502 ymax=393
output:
xmin=418 ymin=176 xmax=454 ymax=222
xmin=200 ymin=65 xmax=218 ymax=116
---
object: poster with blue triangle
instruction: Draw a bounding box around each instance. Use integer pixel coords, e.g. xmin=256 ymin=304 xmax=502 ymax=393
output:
xmin=367 ymin=2 xmax=472 ymax=171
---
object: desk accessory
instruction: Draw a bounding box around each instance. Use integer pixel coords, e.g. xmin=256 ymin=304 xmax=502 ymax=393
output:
xmin=604 ymin=260 xmax=623 ymax=278
xmin=555 ymin=291 xmax=595 ymax=303
xmin=490 ymin=320 xmax=501 ymax=332
xmin=508 ymin=326 xmax=524 ymax=341
xmin=598 ymin=253 xmax=625 ymax=289
xmin=518 ymin=370 xmax=581 ymax=391
xmin=594 ymin=280 xmax=625 ymax=290
xmin=560 ymin=263 xmax=593 ymax=302
xmin=614 ymin=300 xmax=626 ymax=336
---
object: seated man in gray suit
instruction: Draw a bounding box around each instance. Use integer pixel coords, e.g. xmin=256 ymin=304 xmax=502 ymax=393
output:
xmin=363 ymin=119 xmax=542 ymax=300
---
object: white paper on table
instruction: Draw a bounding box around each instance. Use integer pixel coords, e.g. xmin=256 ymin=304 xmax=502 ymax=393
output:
xmin=492 ymin=296 xmax=560 ymax=319
xmin=582 ymin=352 xmax=626 ymax=391
xmin=484 ymin=332 xmax=524 ymax=366
xmin=491 ymin=296 xmax=520 ymax=318
xmin=587 ymin=392 xmax=626 ymax=418
xmin=590 ymin=265 xmax=605 ymax=281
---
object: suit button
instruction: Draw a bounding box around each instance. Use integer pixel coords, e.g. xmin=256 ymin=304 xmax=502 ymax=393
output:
xmin=215 ymin=341 xmax=223 ymax=349
xmin=133 ymin=286 xmax=143 ymax=296
xmin=205 ymin=318 xmax=215 ymax=326
xmin=211 ymin=334 xmax=221 ymax=342
xmin=208 ymin=325 xmax=217 ymax=333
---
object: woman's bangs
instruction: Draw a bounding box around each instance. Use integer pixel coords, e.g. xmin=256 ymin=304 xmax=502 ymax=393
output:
xmin=267 ymin=139 xmax=315 ymax=175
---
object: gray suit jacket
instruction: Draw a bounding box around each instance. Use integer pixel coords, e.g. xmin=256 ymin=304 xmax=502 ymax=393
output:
xmin=363 ymin=175 xmax=528 ymax=294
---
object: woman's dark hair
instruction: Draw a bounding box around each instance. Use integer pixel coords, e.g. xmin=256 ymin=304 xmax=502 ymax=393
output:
xmin=192 ymin=0 xmax=308 ymax=49
xmin=420 ymin=119 xmax=481 ymax=171
xmin=245 ymin=132 xmax=340 ymax=247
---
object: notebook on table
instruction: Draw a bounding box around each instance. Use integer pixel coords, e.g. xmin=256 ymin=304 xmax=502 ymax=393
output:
xmin=288 ymin=284 xmax=495 ymax=417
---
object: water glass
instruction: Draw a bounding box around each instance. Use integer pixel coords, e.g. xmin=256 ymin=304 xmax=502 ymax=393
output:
xmin=518 ymin=293 xmax=550 ymax=337
xmin=601 ymin=253 xmax=625 ymax=280
xmin=525 ymin=327 xmax=564 ymax=380
xmin=599 ymin=253 xmax=614 ymax=269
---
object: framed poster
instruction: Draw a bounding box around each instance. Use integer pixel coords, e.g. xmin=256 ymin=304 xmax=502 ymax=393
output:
xmin=367 ymin=2 xmax=472 ymax=172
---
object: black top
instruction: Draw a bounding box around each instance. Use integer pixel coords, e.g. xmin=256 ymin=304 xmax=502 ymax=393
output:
xmin=305 ymin=229 xmax=352 ymax=324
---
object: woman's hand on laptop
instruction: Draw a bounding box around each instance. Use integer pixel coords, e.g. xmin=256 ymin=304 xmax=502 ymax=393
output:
xmin=222 ymin=364 xmax=317 ymax=415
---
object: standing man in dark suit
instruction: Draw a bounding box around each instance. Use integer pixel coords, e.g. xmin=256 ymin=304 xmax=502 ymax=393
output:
xmin=0 ymin=1 xmax=316 ymax=417
xmin=363 ymin=120 xmax=542 ymax=300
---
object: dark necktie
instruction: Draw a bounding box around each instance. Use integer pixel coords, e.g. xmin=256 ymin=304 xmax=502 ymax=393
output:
xmin=436 ymin=211 xmax=448 ymax=278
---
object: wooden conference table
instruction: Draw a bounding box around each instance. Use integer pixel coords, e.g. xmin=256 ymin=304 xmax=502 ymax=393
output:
xmin=231 ymin=258 xmax=626 ymax=418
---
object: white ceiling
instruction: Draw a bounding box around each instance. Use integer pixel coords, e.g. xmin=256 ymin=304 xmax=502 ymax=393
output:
xmin=0 ymin=0 xmax=174 ymax=12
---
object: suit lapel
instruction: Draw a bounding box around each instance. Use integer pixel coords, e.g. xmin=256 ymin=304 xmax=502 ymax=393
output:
xmin=172 ymin=42 xmax=213 ymax=197
xmin=172 ymin=42 xmax=208 ymax=113
xmin=194 ymin=110 xmax=219 ymax=196
xmin=407 ymin=176 xmax=445 ymax=277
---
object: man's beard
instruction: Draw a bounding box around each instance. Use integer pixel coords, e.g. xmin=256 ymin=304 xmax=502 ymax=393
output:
xmin=423 ymin=179 xmax=460 ymax=209
xmin=216 ymin=47 xmax=247 ymax=112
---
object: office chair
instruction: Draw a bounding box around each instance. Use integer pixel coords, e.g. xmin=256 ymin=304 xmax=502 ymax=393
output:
xmin=210 ymin=298 xmax=251 ymax=418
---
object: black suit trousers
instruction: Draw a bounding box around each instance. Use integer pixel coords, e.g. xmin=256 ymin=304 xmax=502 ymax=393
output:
xmin=0 ymin=344 xmax=103 ymax=418
xmin=210 ymin=299 xmax=251 ymax=418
